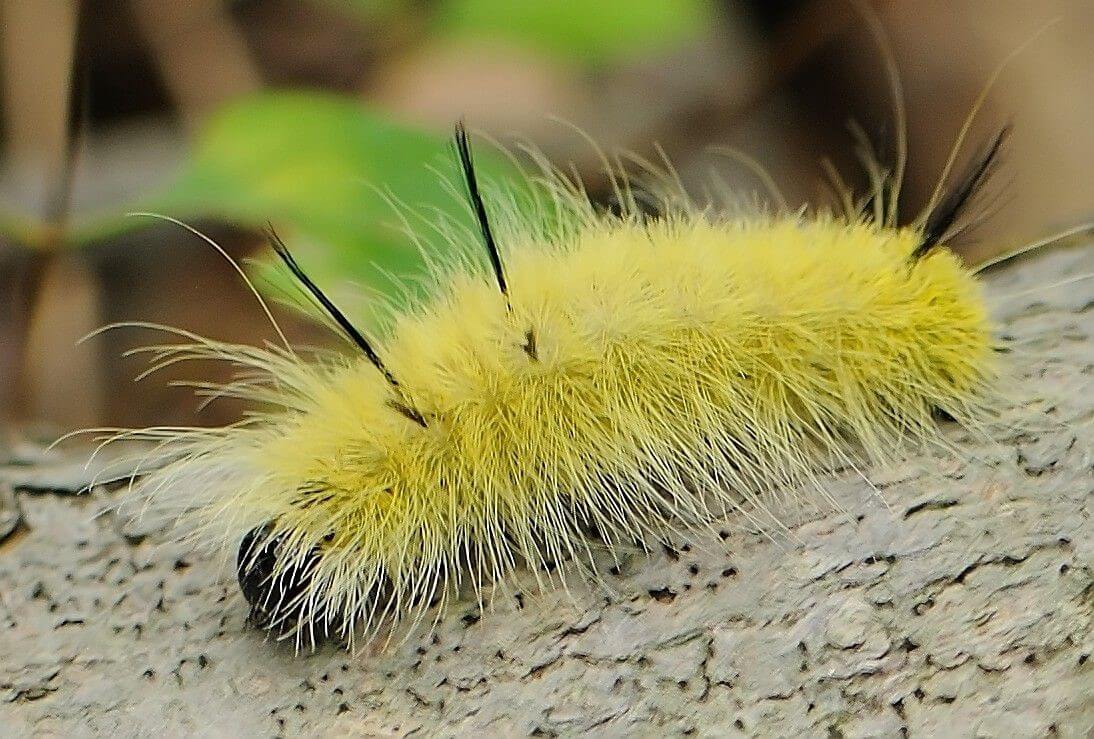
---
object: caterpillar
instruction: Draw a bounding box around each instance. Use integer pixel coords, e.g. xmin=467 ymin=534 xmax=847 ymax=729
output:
xmin=80 ymin=11 xmax=1091 ymax=649
xmin=90 ymin=111 xmax=1041 ymax=653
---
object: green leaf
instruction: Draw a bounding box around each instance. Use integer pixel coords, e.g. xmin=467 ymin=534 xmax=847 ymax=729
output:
xmin=143 ymin=90 xmax=518 ymax=316
xmin=0 ymin=204 xmax=40 ymax=246
xmin=433 ymin=0 xmax=713 ymax=66
xmin=306 ymin=0 xmax=411 ymax=22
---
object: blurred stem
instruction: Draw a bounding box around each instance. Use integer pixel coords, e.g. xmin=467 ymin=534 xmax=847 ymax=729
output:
xmin=22 ymin=253 xmax=104 ymax=429
xmin=0 ymin=0 xmax=78 ymax=208
xmin=0 ymin=251 xmax=47 ymax=427
xmin=130 ymin=0 xmax=261 ymax=132
xmin=0 ymin=0 xmax=98 ymax=429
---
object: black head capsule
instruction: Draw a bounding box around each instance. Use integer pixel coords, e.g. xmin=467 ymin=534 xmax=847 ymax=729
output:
xmin=237 ymin=525 xmax=328 ymax=638
xmin=238 ymin=526 xmax=402 ymax=646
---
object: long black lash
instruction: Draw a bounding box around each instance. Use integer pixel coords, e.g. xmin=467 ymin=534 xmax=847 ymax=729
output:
xmin=454 ymin=122 xmax=541 ymax=362
xmin=913 ymin=126 xmax=1010 ymax=260
xmin=454 ymin=121 xmax=508 ymax=298
xmin=266 ymin=228 xmax=427 ymax=426
xmin=265 ymin=227 xmax=395 ymax=382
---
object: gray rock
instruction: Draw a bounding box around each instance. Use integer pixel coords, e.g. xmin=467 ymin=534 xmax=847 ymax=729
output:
xmin=1 ymin=245 xmax=1091 ymax=737
xmin=0 ymin=483 xmax=22 ymax=543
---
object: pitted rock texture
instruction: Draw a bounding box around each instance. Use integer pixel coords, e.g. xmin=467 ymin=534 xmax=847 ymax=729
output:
xmin=1 ymin=245 xmax=1092 ymax=737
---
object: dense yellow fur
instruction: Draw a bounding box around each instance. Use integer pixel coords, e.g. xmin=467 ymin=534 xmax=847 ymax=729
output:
xmin=119 ymin=204 xmax=995 ymax=645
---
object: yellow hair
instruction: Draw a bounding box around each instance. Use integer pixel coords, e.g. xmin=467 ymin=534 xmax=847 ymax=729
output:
xmin=119 ymin=182 xmax=995 ymax=646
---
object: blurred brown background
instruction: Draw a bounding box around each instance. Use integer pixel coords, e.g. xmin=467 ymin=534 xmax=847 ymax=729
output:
xmin=1 ymin=0 xmax=1091 ymax=438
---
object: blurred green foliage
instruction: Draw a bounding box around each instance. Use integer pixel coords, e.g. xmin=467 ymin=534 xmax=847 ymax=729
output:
xmin=54 ymin=91 xmax=513 ymax=315
xmin=315 ymin=0 xmax=713 ymax=66
xmin=4 ymin=0 xmax=711 ymax=314
xmin=307 ymin=0 xmax=413 ymax=25
xmin=433 ymin=0 xmax=713 ymax=64
xmin=152 ymin=91 xmax=517 ymax=308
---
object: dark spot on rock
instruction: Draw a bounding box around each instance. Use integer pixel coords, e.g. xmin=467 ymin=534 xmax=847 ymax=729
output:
xmin=904 ymin=498 xmax=958 ymax=519
xmin=648 ymin=587 xmax=676 ymax=604
xmin=913 ymin=598 xmax=934 ymax=615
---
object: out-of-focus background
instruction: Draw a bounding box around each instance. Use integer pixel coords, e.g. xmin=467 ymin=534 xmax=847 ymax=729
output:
xmin=0 ymin=0 xmax=1090 ymax=436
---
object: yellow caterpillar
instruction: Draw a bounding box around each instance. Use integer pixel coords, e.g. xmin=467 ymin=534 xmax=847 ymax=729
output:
xmin=87 ymin=109 xmax=1030 ymax=652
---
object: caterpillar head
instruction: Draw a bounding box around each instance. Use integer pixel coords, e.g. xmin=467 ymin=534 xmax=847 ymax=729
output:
xmin=236 ymin=525 xmax=329 ymax=638
xmin=237 ymin=523 xmax=399 ymax=642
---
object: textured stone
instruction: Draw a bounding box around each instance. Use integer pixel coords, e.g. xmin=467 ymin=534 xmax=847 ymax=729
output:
xmin=0 ymin=245 xmax=1091 ymax=737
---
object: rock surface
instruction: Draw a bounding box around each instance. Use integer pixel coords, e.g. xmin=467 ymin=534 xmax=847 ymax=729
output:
xmin=1 ymin=245 xmax=1092 ymax=737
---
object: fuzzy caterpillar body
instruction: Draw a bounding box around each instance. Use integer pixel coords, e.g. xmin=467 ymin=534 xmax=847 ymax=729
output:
xmin=129 ymin=168 xmax=999 ymax=645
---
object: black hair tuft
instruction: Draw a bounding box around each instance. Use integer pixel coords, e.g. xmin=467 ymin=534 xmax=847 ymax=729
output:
xmin=913 ymin=126 xmax=1010 ymax=260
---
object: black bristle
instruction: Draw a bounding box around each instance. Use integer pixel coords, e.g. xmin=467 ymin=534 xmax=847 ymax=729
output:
xmin=265 ymin=227 xmax=428 ymax=427
xmin=522 ymin=329 xmax=538 ymax=360
xmin=266 ymin=227 xmax=398 ymax=386
xmin=454 ymin=121 xmax=508 ymax=298
xmin=387 ymin=399 xmax=428 ymax=428
xmin=913 ymin=126 xmax=1010 ymax=260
